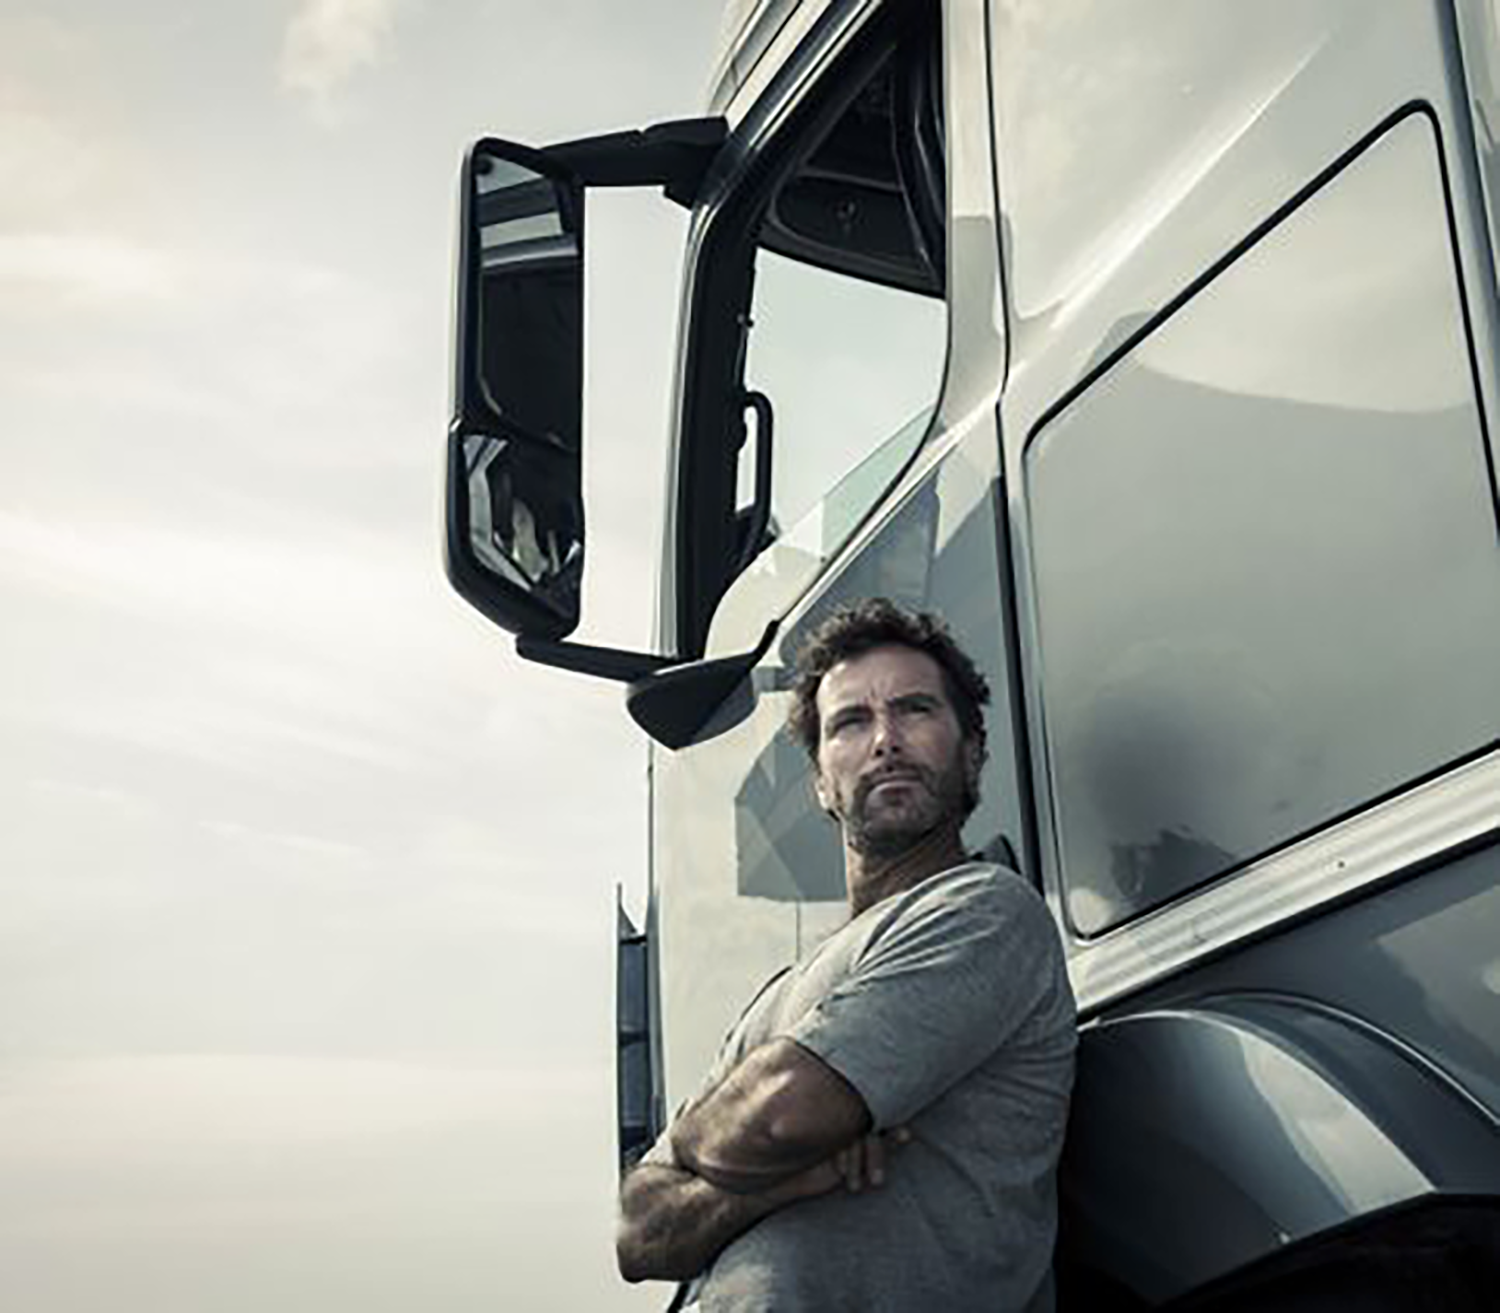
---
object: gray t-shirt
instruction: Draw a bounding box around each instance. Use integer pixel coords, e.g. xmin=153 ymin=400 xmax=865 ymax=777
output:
xmin=647 ymin=861 xmax=1076 ymax=1311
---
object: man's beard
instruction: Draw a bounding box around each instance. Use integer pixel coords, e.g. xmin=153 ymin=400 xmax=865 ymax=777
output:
xmin=838 ymin=756 xmax=970 ymax=859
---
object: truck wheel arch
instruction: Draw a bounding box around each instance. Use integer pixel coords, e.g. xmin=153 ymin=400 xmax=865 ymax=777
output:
xmin=1056 ymin=993 xmax=1500 ymax=1306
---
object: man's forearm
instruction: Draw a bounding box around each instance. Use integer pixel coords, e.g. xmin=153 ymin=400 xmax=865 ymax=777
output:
xmin=672 ymin=1114 xmax=797 ymax=1194
xmin=670 ymin=1039 xmax=871 ymax=1193
xmin=616 ymin=1161 xmax=830 ymax=1283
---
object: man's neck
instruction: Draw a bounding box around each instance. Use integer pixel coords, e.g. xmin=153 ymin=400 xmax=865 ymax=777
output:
xmin=843 ymin=824 xmax=969 ymax=917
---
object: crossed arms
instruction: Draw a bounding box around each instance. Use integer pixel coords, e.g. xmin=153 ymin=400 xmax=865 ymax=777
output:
xmin=616 ymin=870 xmax=1064 ymax=1284
xmin=615 ymin=1036 xmax=892 ymax=1283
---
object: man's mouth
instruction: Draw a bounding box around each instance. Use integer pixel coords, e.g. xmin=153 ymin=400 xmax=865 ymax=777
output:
xmin=860 ymin=770 xmax=927 ymax=801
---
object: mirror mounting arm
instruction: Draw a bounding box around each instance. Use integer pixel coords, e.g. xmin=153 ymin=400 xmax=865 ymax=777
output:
xmin=547 ymin=117 xmax=728 ymax=207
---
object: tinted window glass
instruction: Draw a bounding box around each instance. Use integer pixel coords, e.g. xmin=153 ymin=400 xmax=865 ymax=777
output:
xmin=742 ymin=252 xmax=944 ymax=543
xmin=1027 ymin=114 xmax=1500 ymax=935
xmin=722 ymin=41 xmax=948 ymax=592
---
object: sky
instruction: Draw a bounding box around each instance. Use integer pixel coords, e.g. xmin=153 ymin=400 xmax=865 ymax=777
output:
xmin=0 ymin=1 xmax=724 ymax=1308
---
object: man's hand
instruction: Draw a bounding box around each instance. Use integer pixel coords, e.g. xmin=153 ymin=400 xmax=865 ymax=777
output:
xmin=834 ymin=1125 xmax=911 ymax=1193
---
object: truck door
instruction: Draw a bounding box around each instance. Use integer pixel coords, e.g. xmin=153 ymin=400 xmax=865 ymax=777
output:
xmin=647 ymin=0 xmax=1028 ymax=1115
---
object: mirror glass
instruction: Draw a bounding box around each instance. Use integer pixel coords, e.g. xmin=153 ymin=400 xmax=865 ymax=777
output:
xmin=470 ymin=149 xmax=583 ymax=446
xmin=462 ymin=433 xmax=583 ymax=624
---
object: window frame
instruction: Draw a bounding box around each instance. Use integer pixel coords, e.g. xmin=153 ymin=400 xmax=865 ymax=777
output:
xmin=670 ymin=3 xmax=944 ymax=658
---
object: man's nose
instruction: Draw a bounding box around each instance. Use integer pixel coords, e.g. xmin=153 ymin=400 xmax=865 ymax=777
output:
xmin=872 ymin=710 xmax=905 ymax=755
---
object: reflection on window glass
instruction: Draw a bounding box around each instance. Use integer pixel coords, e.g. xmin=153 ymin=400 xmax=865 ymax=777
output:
xmin=775 ymin=405 xmax=936 ymax=561
xmin=1027 ymin=114 xmax=1500 ymax=936
xmin=742 ymin=248 xmax=945 ymax=550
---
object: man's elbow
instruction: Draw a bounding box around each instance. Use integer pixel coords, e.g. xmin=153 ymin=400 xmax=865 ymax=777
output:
xmin=615 ymin=1214 xmax=654 ymax=1284
xmin=615 ymin=1230 xmax=649 ymax=1285
xmin=614 ymin=1181 xmax=656 ymax=1284
xmin=615 ymin=1187 xmax=695 ymax=1285
xmin=615 ymin=1221 xmax=694 ymax=1285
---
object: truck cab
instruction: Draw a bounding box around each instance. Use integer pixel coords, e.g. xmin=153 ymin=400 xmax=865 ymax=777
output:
xmin=448 ymin=0 xmax=1500 ymax=1304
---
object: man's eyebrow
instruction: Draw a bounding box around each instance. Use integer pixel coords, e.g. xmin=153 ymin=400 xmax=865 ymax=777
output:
xmin=825 ymin=703 xmax=872 ymax=724
xmin=828 ymin=702 xmax=876 ymax=723
xmin=891 ymin=690 xmax=942 ymax=707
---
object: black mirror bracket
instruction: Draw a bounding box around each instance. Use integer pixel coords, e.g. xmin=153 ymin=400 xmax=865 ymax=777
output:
xmin=516 ymin=624 xmax=776 ymax=750
xmin=515 ymin=636 xmax=674 ymax=683
xmin=625 ymin=624 xmax=777 ymax=750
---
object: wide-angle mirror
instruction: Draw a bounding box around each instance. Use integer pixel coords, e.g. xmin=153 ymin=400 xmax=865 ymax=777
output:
xmin=447 ymin=140 xmax=586 ymax=638
xmin=457 ymin=432 xmax=583 ymax=628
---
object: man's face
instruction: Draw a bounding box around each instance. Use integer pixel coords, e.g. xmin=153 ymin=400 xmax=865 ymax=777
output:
xmin=813 ymin=644 xmax=978 ymax=857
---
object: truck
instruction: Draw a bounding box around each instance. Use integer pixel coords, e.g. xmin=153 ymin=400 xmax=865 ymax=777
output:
xmin=445 ymin=0 xmax=1500 ymax=1305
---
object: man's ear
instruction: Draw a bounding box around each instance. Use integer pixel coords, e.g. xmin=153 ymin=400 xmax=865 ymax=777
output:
xmin=962 ymin=737 xmax=983 ymax=785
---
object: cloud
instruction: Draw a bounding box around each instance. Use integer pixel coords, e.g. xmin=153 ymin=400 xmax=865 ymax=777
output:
xmin=279 ymin=0 xmax=405 ymax=120
xmin=0 ymin=228 xmax=407 ymax=449
xmin=0 ymin=229 xmax=352 ymax=320
xmin=0 ymin=232 xmax=177 ymax=303
xmin=0 ymin=108 xmax=106 ymax=224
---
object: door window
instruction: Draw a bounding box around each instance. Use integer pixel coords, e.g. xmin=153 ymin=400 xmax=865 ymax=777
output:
xmin=739 ymin=247 xmax=945 ymax=557
xmin=679 ymin=20 xmax=950 ymax=652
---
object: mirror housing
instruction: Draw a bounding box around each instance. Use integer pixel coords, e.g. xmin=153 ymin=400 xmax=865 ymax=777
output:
xmin=444 ymin=119 xmax=727 ymax=655
xmin=447 ymin=140 xmax=587 ymax=639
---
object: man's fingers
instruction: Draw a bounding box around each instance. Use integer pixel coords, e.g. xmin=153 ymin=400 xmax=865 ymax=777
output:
xmin=781 ymin=1158 xmax=842 ymax=1202
xmin=838 ymin=1144 xmax=862 ymax=1192
xmin=836 ymin=1146 xmax=859 ymax=1192
xmin=831 ymin=1128 xmax=913 ymax=1195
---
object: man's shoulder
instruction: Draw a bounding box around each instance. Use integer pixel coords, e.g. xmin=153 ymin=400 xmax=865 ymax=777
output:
xmin=729 ymin=961 xmax=797 ymax=1036
xmin=866 ymin=860 xmax=1066 ymax=979
xmin=894 ymin=859 xmax=1046 ymax=923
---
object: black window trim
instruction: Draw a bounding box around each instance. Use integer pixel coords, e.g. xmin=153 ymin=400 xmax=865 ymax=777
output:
xmin=672 ymin=0 xmax=943 ymax=657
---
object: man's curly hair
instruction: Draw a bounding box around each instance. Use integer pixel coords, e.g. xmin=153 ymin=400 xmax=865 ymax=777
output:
xmin=787 ymin=599 xmax=991 ymax=809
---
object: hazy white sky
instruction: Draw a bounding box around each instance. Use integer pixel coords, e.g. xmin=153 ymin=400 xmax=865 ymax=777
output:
xmin=0 ymin=2 xmax=721 ymax=1308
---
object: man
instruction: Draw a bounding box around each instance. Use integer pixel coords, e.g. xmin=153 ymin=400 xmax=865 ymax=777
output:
xmin=616 ymin=599 xmax=1076 ymax=1310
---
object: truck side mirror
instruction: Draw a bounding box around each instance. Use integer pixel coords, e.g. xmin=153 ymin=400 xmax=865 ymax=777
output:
xmin=443 ymin=118 xmax=725 ymax=670
xmin=446 ymin=140 xmax=586 ymax=640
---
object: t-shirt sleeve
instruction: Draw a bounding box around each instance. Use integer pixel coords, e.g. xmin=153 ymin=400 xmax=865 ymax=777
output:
xmin=784 ymin=869 xmax=1070 ymax=1130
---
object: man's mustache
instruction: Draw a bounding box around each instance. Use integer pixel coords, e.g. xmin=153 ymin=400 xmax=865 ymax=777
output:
xmin=853 ymin=765 xmax=934 ymax=810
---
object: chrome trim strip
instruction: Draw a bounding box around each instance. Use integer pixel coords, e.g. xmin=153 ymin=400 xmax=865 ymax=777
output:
xmin=708 ymin=0 xmax=809 ymax=116
xmin=719 ymin=0 xmax=871 ymax=128
xmin=708 ymin=0 xmax=778 ymax=109
xmin=1069 ymin=746 xmax=1500 ymax=1016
